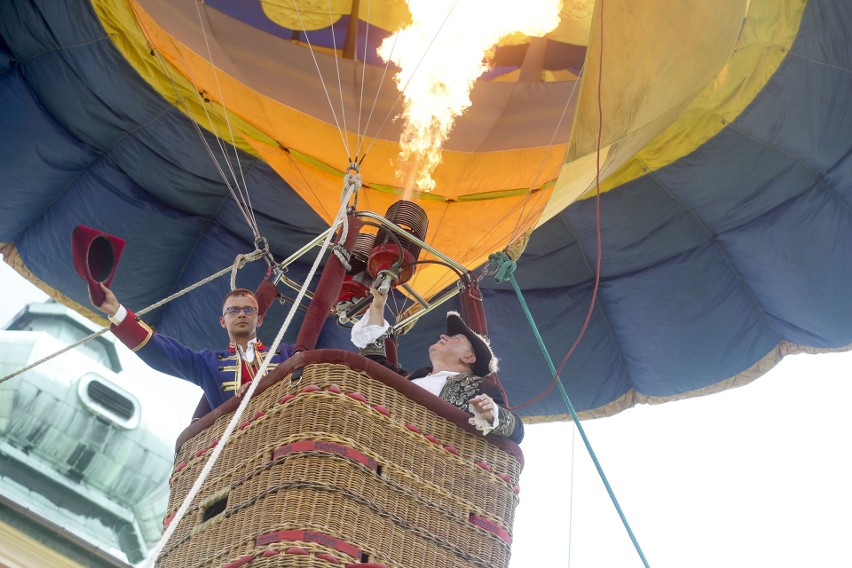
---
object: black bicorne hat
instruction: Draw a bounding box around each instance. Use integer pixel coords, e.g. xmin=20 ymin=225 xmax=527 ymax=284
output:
xmin=445 ymin=311 xmax=498 ymax=377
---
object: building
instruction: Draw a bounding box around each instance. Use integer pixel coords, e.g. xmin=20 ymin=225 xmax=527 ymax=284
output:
xmin=0 ymin=302 xmax=175 ymax=567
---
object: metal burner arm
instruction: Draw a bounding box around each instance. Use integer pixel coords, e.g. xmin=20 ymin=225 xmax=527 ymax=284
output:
xmin=353 ymin=211 xmax=468 ymax=277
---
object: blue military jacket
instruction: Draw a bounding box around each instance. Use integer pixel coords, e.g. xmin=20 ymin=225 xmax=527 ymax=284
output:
xmin=110 ymin=309 xmax=293 ymax=409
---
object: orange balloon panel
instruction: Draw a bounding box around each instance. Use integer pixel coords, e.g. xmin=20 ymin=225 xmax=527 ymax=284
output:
xmin=244 ymin=134 xmax=554 ymax=297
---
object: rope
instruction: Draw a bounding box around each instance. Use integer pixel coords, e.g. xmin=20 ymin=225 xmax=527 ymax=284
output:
xmin=129 ymin=1 xmax=262 ymax=242
xmin=487 ymin=253 xmax=651 ymax=568
xmin=330 ymin=171 xmax=362 ymax=271
xmin=191 ymin=0 xmax=260 ymax=236
xmin=0 ymin=250 xmax=267 ymax=386
xmin=289 ymin=0 xmax=352 ymax=157
xmin=490 ymin=251 xmax=517 ymax=283
xmin=230 ymin=250 xmax=261 ymax=290
xmin=137 ymin=180 xmax=359 ymax=568
xmin=0 ymin=328 xmax=110 ymax=386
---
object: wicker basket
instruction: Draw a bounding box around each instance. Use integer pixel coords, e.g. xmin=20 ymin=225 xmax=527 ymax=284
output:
xmin=158 ymin=356 xmax=523 ymax=568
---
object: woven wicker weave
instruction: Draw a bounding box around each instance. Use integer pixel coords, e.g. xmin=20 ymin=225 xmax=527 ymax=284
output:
xmin=158 ymin=360 xmax=522 ymax=568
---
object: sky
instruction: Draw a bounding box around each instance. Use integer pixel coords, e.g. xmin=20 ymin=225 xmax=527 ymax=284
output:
xmin=2 ymin=258 xmax=851 ymax=568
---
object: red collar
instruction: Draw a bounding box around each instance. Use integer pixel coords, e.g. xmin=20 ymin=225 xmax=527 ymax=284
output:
xmin=228 ymin=340 xmax=265 ymax=353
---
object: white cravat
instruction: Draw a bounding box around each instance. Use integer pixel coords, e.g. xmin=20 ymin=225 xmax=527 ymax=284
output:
xmin=237 ymin=337 xmax=259 ymax=362
xmin=411 ymin=370 xmax=455 ymax=397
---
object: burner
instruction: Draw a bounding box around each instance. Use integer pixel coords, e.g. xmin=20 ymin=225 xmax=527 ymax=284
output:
xmin=367 ymin=200 xmax=429 ymax=287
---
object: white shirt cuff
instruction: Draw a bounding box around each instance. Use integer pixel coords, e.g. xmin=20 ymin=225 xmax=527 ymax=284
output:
xmin=468 ymin=405 xmax=500 ymax=436
xmin=350 ymin=314 xmax=390 ymax=348
xmin=108 ymin=304 xmax=128 ymax=326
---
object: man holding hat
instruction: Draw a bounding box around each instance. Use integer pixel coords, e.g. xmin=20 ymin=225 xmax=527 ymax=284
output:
xmin=352 ymin=289 xmax=524 ymax=443
xmin=90 ymin=283 xmax=293 ymax=413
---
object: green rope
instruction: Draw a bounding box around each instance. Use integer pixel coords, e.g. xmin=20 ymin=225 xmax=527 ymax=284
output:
xmin=488 ymin=252 xmax=651 ymax=568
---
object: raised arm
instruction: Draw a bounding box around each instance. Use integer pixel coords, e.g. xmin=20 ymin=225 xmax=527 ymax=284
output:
xmin=365 ymin=285 xmax=388 ymax=326
xmin=350 ymin=285 xmax=391 ymax=350
xmin=91 ymin=284 xmax=209 ymax=390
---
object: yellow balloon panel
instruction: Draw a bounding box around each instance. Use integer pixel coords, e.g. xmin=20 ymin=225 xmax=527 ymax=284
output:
xmin=536 ymin=0 xmax=753 ymax=226
xmin=262 ymin=0 xmax=351 ymax=30
xmin=569 ymin=0 xmax=749 ymax=159
xmin=550 ymin=0 xmax=804 ymax=204
xmin=128 ymin=0 xmax=571 ymax=188
xmin=244 ymin=134 xmax=555 ymax=298
xmin=262 ymin=0 xmax=413 ymax=33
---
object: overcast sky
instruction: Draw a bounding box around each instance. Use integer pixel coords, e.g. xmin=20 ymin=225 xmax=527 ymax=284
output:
xmin=2 ymin=258 xmax=850 ymax=568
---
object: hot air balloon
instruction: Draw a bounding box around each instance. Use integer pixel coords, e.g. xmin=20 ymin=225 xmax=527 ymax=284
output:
xmin=0 ymin=0 xmax=850 ymax=424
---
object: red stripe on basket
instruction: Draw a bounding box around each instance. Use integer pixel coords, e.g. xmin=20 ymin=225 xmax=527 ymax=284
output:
xmin=468 ymin=513 xmax=512 ymax=545
xmin=272 ymin=441 xmax=379 ymax=472
xmin=220 ymin=554 xmax=253 ymax=568
xmin=255 ymin=530 xmax=361 ymax=559
xmin=316 ymin=552 xmax=341 ymax=564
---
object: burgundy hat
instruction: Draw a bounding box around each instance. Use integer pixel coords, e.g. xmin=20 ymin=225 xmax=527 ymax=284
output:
xmin=71 ymin=225 xmax=125 ymax=306
xmin=446 ymin=311 xmax=498 ymax=377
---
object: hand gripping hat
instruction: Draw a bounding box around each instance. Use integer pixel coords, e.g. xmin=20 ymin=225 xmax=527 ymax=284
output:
xmin=445 ymin=311 xmax=498 ymax=377
xmin=71 ymin=225 xmax=125 ymax=306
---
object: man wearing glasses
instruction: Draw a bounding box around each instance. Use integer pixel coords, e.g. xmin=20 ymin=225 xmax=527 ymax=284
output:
xmin=91 ymin=283 xmax=293 ymax=411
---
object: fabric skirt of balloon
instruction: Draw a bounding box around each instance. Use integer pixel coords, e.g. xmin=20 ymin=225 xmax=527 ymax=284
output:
xmin=158 ymin=350 xmax=524 ymax=568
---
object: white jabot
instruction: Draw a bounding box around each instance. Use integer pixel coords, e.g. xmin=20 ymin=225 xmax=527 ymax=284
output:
xmin=237 ymin=337 xmax=260 ymax=362
xmin=411 ymin=370 xmax=455 ymax=397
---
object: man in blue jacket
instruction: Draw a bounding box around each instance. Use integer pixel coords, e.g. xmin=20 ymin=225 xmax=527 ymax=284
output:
xmin=91 ymin=283 xmax=293 ymax=411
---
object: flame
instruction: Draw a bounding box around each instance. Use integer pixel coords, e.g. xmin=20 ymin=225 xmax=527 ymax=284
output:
xmin=378 ymin=0 xmax=562 ymax=194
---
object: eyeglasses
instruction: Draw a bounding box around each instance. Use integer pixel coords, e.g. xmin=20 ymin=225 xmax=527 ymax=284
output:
xmin=222 ymin=306 xmax=258 ymax=316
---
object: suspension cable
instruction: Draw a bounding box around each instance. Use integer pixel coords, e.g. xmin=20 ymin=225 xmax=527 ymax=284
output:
xmin=359 ymin=0 xmax=461 ymax=161
xmin=290 ymin=0 xmax=353 ymax=157
xmin=0 ymin=249 xmax=267 ymax=386
xmin=129 ymin=1 xmax=262 ymax=242
xmin=327 ymin=1 xmax=352 ymax=157
xmin=507 ymin=65 xmax=586 ymax=245
xmin=354 ymin=20 xmax=400 ymax=162
xmin=138 ymin=177 xmax=359 ymax=568
xmin=354 ymin=0 xmax=373 ymax=158
xmin=191 ymin=0 xmax=260 ymax=235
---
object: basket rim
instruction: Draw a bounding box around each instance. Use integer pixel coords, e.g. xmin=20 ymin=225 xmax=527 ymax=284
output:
xmin=175 ymin=349 xmax=524 ymax=467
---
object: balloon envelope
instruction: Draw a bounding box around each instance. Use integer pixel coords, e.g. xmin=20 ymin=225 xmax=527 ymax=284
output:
xmin=0 ymin=0 xmax=850 ymax=420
